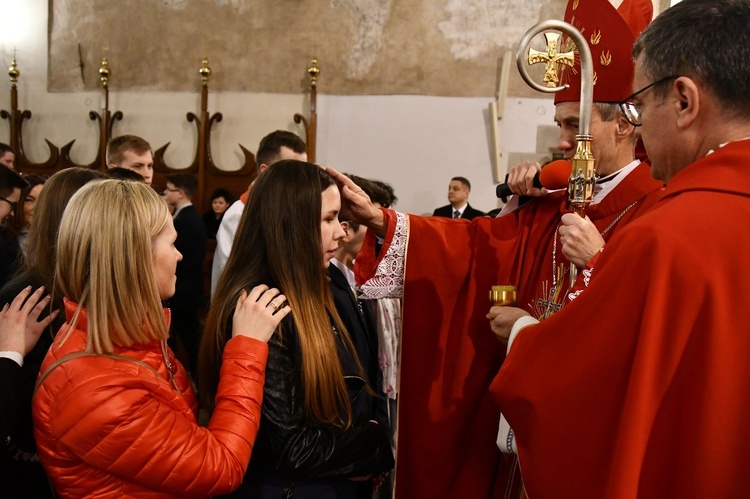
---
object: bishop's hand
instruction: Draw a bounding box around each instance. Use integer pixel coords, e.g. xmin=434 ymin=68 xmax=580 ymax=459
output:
xmin=487 ymin=306 xmax=530 ymax=343
xmin=559 ymin=213 xmax=605 ymax=268
xmin=507 ymin=160 xmax=547 ymax=197
xmin=325 ymin=166 xmax=386 ymax=237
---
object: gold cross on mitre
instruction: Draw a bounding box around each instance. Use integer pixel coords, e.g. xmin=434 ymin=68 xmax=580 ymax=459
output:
xmin=528 ymin=32 xmax=575 ymax=87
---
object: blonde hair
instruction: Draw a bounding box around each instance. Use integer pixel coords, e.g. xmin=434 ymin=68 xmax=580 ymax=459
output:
xmin=56 ymin=180 xmax=171 ymax=353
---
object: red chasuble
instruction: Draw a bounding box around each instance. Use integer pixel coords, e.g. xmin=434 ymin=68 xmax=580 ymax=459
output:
xmin=492 ymin=139 xmax=750 ymax=498
xmin=355 ymin=163 xmax=663 ymax=498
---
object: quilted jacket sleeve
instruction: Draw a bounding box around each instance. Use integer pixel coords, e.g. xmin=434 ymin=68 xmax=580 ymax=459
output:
xmin=47 ymin=335 xmax=267 ymax=496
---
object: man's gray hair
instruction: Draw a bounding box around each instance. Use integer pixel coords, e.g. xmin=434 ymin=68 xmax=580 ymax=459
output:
xmin=593 ymin=103 xmax=621 ymax=122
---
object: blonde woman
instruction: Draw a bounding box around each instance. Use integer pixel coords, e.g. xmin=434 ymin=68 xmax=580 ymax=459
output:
xmin=32 ymin=180 xmax=289 ymax=497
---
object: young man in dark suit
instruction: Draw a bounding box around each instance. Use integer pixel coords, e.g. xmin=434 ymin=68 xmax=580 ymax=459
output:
xmin=432 ymin=176 xmax=486 ymax=220
xmin=163 ymin=172 xmax=207 ymax=376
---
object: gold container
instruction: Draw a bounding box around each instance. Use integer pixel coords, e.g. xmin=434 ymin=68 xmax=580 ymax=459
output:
xmin=489 ymin=285 xmax=517 ymax=306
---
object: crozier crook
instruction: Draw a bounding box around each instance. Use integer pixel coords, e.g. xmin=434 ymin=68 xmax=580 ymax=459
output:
xmin=516 ymin=20 xmax=595 ymax=288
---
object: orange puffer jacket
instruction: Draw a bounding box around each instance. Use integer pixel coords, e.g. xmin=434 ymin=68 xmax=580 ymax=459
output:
xmin=33 ymin=300 xmax=267 ymax=498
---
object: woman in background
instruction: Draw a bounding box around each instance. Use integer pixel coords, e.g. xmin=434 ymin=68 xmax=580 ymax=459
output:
xmin=204 ymin=188 xmax=236 ymax=239
xmin=33 ymin=180 xmax=289 ymax=497
xmin=201 ymin=161 xmax=394 ymax=498
xmin=12 ymin=173 xmax=47 ymax=252
xmin=0 ymin=167 xmax=104 ymax=499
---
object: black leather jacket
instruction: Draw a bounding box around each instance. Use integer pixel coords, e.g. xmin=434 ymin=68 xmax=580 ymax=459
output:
xmin=231 ymin=315 xmax=394 ymax=498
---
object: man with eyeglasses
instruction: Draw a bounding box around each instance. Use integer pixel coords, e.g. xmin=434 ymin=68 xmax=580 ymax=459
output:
xmin=0 ymin=143 xmax=16 ymax=170
xmin=491 ymin=1 xmax=750 ymax=496
xmin=163 ymin=172 xmax=207 ymax=377
xmin=0 ymin=165 xmax=28 ymax=287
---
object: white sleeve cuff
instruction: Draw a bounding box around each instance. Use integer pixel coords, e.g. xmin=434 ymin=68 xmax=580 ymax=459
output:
xmin=0 ymin=351 xmax=23 ymax=367
xmin=507 ymin=315 xmax=539 ymax=353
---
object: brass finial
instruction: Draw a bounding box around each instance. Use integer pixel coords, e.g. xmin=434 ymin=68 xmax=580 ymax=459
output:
xmin=99 ymin=58 xmax=111 ymax=88
xmin=199 ymin=57 xmax=212 ymax=85
xmin=307 ymin=57 xmax=320 ymax=88
xmin=8 ymin=58 xmax=19 ymax=84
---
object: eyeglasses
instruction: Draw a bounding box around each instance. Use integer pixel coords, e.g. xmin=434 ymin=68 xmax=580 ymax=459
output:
xmin=618 ymin=75 xmax=679 ymax=127
xmin=0 ymin=196 xmax=17 ymax=211
xmin=163 ymin=187 xmax=181 ymax=193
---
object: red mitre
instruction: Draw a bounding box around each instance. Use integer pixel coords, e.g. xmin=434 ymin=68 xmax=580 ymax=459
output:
xmin=554 ymin=0 xmax=653 ymax=104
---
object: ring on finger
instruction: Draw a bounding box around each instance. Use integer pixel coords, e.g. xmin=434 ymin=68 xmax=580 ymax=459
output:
xmin=270 ymin=302 xmax=279 ymax=312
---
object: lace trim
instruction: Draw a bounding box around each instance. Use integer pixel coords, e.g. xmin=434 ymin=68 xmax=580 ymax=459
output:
xmin=360 ymin=212 xmax=408 ymax=300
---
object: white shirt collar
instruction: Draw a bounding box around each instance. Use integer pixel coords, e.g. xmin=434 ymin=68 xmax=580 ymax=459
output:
xmin=331 ymin=258 xmax=357 ymax=288
xmin=591 ymin=159 xmax=641 ymax=205
xmin=172 ymin=202 xmax=193 ymax=218
xmin=452 ymin=203 xmax=468 ymax=214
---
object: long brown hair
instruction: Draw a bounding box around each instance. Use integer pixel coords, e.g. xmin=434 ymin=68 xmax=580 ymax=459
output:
xmin=22 ymin=168 xmax=107 ymax=290
xmin=200 ymin=161 xmax=362 ymax=427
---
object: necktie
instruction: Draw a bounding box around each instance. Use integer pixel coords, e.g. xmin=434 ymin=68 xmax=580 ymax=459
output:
xmin=453 ymin=209 xmax=460 ymax=219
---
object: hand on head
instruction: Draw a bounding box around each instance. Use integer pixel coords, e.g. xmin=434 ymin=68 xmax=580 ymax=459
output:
xmin=0 ymin=286 xmax=59 ymax=356
xmin=486 ymin=306 xmax=529 ymax=343
xmin=231 ymin=285 xmax=291 ymax=343
xmin=325 ymin=167 xmax=386 ymax=237
xmin=507 ymin=161 xmax=547 ymax=197
xmin=559 ymin=213 xmax=605 ymax=268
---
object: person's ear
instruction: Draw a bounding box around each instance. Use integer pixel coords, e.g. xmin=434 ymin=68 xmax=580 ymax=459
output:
xmin=340 ymin=221 xmax=352 ymax=240
xmin=615 ymin=112 xmax=635 ymax=140
xmin=673 ymin=77 xmax=700 ymax=129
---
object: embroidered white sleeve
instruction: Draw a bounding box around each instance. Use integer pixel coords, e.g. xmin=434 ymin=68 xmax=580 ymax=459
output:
xmin=359 ymin=212 xmax=408 ymax=300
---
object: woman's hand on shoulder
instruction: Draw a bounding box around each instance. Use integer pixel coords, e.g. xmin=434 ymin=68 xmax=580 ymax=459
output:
xmin=231 ymin=285 xmax=290 ymax=343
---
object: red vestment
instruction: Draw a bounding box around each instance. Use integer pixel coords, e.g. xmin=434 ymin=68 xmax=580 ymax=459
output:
xmin=356 ymin=163 xmax=663 ymax=498
xmin=492 ymin=139 xmax=750 ymax=498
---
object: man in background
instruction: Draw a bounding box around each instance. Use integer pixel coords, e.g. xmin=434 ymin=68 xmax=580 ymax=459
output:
xmin=0 ymin=166 xmax=27 ymax=287
xmin=0 ymin=144 xmax=16 ymax=170
xmin=164 ymin=172 xmax=207 ymax=376
xmin=107 ymin=135 xmax=154 ymax=185
xmin=432 ymin=176 xmax=485 ymax=220
xmin=210 ymin=130 xmax=307 ymax=296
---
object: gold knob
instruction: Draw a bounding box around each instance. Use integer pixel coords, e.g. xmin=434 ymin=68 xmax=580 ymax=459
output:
xmin=8 ymin=58 xmax=19 ymax=83
xmin=199 ymin=57 xmax=212 ymax=84
xmin=308 ymin=57 xmax=320 ymax=88
xmin=99 ymin=58 xmax=111 ymax=88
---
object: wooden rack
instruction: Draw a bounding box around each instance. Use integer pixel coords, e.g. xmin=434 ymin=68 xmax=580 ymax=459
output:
xmin=1 ymin=56 xmax=320 ymax=213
